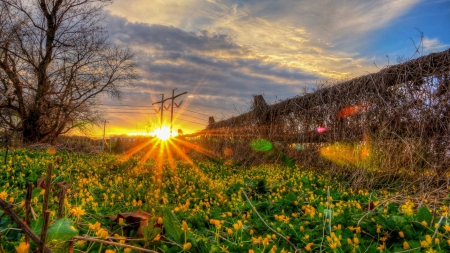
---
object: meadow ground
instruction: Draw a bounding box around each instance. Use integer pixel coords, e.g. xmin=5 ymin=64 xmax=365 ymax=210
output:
xmin=1 ymin=149 xmax=449 ymax=253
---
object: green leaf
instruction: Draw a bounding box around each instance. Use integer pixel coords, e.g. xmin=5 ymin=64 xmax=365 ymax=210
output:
xmin=416 ymin=206 xmax=432 ymax=226
xmin=46 ymin=218 xmax=78 ymax=243
xmin=46 ymin=218 xmax=78 ymax=253
xmin=391 ymin=215 xmax=406 ymax=227
xmin=250 ymin=139 xmax=273 ymax=152
xmin=31 ymin=218 xmax=43 ymax=237
xmin=162 ymin=208 xmax=183 ymax=244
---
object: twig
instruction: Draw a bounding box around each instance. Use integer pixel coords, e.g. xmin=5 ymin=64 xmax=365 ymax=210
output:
xmin=432 ymin=216 xmax=444 ymax=240
xmin=73 ymin=236 xmax=158 ymax=253
xmin=242 ymin=190 xmax=300 ymax=252
xmin=319 ymin=215 xmax=326 ymax=253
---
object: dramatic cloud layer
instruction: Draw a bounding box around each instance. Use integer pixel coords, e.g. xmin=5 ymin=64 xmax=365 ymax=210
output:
xmin=96 ymin=0 xmax=449 ymax=135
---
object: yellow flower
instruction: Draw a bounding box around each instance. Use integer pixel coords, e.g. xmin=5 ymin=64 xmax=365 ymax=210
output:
xmin=70 ymin=206 xmax=86 ymax=218
xmin=403 ymin=241 xmax=410 ymax=249
xmin=88 ymin=221 xmax=101 ymax=230
xmin=124 ymin=248 xmax=132 ymax=253
xmin=399 ymin=231 xmax=405 ymax=238
xmin=425 ymin=248 xmax=437 ymax=253
xmin=329 ymin=242 xmax=337 ymax=249
xmin=15 ymin=242 xmax=30 ymax=253
xmin=353 ymin=237 xmax=359 ymax=245
xmin=421 ymin=240 xmax=430 ymax=248
xmin=421 ymin=220 xmax=428 ymax=227
xmin=157 ymin=217 xmax=163 ymax=225
xmin=105 ymin=250 xmax=116 ymax=253
xmin=347 ymin=238 xmax=352 ymax=245
xmin=376 ymin=224 xmax=382 ymax=233
xmin=0 ymin=190 xmax=8 ymax=200
xmin=249 ymin=250 xmax=254 ymax=253
xmin=182 ymin=242 xmax=192 ymax=251
xmin=425 ymin=235 xmax=432 ymax=244
xmin=118 ymin=218 xmax=125 ymax=226
xmin=96 ymin=228 xmax=109 ymax=239
xmin=262 ymin=237 xmax=270 ymax=246
xmin=182 ymin=221 xmax=189 ymax=231
xmin=305 ymin=242 xmax=313 ymax=251
xmin=227 ymin=228 xmax=233 ymax=235
xmin=443 ymin=224 xmax=450 ymax=232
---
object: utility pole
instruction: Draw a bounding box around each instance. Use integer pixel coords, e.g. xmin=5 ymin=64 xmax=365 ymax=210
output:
xmin=153 ymin=90 xmax=187 ymax=136
xmin=102 ymin=120 xmax=108 ymax=151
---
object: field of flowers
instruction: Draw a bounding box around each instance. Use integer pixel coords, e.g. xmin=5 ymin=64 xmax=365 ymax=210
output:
xmin=1 ymin=148 xmax=450 ymax=253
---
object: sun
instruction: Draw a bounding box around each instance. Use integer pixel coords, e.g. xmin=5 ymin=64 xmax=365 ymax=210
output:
xmin=153 ymin=126 xmax=171 ymax=141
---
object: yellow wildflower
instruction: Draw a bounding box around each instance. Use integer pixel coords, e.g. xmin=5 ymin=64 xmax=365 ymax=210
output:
xmin=403 ymin=241 xmax=410 ymax=249
xmin=425 ymin=248 xmax=437 ymax=253
xmin=305 ymin=242 xmax=313 ymax=251
xmin=96 ymin=228 xmax=109 ymax=239
xmin=0 ymin=190 xmax=8 ymax=200
xmin=443 ymin=224 xmax=450 ymax=232
xmin=181 ymin=221 xmax=189 ymax=231
xmin=347 ymin=238 xmax=352 ymax=245
xmin=399 ymin=231 xmax=405 ymax=238
xmin=88 ymin=221 xmax=101 ymax=230
xmin=376 ymin=224 xmax=382 ymax=233
xmin=70 ymin=206 xmax=86 ymax=218
xmin=15 ymin=242 xmax=30 ymax=253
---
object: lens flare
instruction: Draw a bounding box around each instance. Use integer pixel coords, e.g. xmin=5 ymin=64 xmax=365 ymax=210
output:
xmin=319 ymin=142 xmax=371 ymax=168
xmin=250 ymin=138 xmax=273 ymax=152
xmin=224 ymin=148 xmax=233 ymax=157
xmin=316 ymin=126 xmax=326 ymax=134
xmin=338 ymin=103 xmax=367 ymax=118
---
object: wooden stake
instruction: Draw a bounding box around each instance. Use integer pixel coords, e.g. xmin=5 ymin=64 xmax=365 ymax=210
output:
xmin=57 ymin=185 xmax=66 ymax=219
xmin=40 ymin=210 xmax=51 ymax=253
xmin=25 ymin=183 xmax=33 ymax=243
xmin=40 ymin=163 xmax=53 ymax=253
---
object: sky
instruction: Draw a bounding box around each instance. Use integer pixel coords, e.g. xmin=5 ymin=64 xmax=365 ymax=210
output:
xmin=95 ymin=0 xmax=450 ymax=136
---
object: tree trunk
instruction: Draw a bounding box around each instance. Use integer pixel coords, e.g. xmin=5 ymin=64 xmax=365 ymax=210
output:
xmin=22 ymin=111 xmax=43 ymax=143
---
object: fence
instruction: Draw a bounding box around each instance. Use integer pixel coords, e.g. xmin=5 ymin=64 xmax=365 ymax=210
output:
xmin=193 ymin=48 xmax=450 ymax=190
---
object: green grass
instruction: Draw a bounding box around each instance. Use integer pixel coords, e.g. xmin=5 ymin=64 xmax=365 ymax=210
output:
xmin=0 ymin=149 xmax=449 ymax=253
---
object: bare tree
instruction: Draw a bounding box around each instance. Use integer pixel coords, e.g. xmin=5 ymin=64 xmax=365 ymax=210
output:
xmin=0 ymin=0 xmax=136 ymax=143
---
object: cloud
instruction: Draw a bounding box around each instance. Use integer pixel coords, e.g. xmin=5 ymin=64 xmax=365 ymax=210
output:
xmin=422 ymin=37 xmax=449 ymax=53
xmin=102 ymin=14 xmax=322 ymax=131
xmin=102 ymin=0 xmax=424 ymax=133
